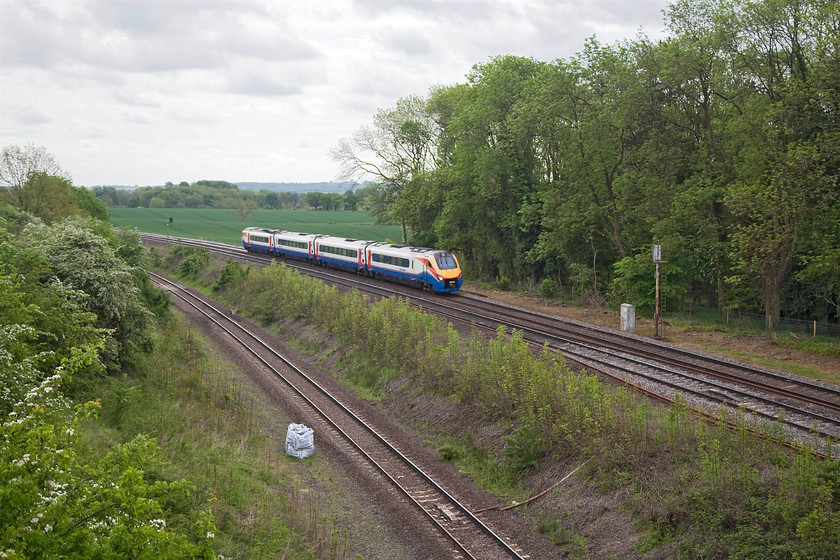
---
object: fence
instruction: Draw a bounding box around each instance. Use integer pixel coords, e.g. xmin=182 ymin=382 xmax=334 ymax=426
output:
xmin=720 ymin=309 xmax=840 ymax=339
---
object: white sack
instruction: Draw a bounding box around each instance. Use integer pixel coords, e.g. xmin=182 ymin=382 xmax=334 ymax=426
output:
xmin=285 ymin=423 xmax=314 ymax=458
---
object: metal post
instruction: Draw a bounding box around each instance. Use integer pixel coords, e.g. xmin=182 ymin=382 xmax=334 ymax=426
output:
xmin=652 ymin=243 xmax=662 ymax=339
xmin=654 ymin=261 xmax=660 ymax=338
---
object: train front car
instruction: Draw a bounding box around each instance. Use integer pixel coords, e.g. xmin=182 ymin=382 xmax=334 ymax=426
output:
xmin=242 ymin=227 xmax=275 ymax=254
xmin=422 ymin=249 xmax=463 ymax=293
xmin=366 ymin=243 xmax=463 ymax=293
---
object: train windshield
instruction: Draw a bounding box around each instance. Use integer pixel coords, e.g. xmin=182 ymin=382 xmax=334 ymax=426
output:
xmin=433 ymin=252 xmax=458 ymax=270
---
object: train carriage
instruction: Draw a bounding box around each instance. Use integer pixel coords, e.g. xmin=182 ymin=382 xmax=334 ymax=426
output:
xmin=273 ymin=231 xmax=323 ymax=263
xmin=313 ymin=236 xmax=368 ymax=273
xmin=366 ymin=243 xmax=462 ymax=293
xmin=241 ymin=227 xmax=276 ymax=254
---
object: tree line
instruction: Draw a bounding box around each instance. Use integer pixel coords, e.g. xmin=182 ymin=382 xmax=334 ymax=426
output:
xmin=90 ymin=180 xmax=374 ymax=212
xmin=332 ymin=0 xmax=840 ymax=328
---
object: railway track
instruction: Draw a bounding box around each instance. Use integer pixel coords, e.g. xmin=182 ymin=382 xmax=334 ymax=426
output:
xmin=150 ymin=272 xmax=530 ymax=559
xmin=426 ymin=296 xmax=840 ymax=449
xmin=143 ymin=234 xmax=840 ymax=455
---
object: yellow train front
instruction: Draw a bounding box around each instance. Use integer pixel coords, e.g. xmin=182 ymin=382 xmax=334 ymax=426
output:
xmin=362 ymin=242 xmax=463 ymax=293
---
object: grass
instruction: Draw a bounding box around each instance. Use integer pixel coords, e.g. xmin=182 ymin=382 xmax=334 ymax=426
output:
xmin=80 ymin=313 xmax=352 ymax=559
xmin=110 ymin=207 xmax=404 ymax=245
xmin=707 ymin=345 xmax=836 ymax=382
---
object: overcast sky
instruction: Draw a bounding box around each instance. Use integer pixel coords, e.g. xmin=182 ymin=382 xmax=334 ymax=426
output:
xmin=1 ymin=0 xmax=670 ymax=187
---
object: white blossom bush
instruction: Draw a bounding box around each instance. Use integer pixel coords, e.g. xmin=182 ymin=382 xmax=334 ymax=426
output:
xmin=22 ymin=219 xmax=155 ymax=368
xmin=0 ymin=340 xmax=217 ymax=559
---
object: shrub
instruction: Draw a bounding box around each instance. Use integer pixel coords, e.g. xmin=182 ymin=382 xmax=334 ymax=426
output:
xmin=539 ymin=278 xmax=558 ymax=299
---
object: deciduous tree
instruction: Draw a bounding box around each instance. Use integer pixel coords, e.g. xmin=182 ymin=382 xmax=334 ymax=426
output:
xmin=331 ymin=95 xmax=437 ymax=242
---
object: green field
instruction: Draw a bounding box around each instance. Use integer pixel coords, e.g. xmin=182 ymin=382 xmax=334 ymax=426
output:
xmin=110 ymin=208 xmax=404 ymax=245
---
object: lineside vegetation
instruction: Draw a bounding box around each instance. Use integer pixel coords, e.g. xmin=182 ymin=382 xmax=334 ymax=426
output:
xmin=154 ymin=244 xmax=840 ymax=559
xmin=0 ymin=203 xmax=350 ymax=559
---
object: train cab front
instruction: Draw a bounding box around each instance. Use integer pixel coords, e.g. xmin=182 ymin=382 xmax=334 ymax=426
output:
xmin=428 ymin=251 xmax=463 ymax=293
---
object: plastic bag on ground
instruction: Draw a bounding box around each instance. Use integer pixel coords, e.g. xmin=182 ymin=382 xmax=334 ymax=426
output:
xmin=285 ymin=423 xmax=314 ymax=458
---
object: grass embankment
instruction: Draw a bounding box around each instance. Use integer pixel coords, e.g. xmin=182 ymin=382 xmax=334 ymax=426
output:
xmin=110 ymin=207 xmax=404 ymax=246
xmin=153 ymin=244 xmax=840 ymax=559
xmin=81 ymin=311 xmax=351 ymax=559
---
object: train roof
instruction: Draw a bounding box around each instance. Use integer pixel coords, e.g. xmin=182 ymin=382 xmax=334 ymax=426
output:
xmin=367 ymin=242 xmax=451 ymax=256
xmin=275 ymin=230 xmax=321 ymax=238
xmin=243 ymin=226 xmax=278 ymax=234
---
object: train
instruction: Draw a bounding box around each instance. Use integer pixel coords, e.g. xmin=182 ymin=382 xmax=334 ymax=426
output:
xmin=241 ymin=227 xmax=463 ymax=293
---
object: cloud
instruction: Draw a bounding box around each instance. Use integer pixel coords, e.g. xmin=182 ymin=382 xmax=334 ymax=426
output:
xmin=1 ymin=0 xmax=669 ymax=186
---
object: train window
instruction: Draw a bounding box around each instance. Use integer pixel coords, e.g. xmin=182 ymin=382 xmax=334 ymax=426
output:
xmin=434 ymin=252 xmax=458 ymax=270
xmin=372 ymin=254 xmax=409 ymax=267
xmin=279 ymin=240 xmax=308 ymax=249
xmin=321 ymin=245 xmax=358 ymax=258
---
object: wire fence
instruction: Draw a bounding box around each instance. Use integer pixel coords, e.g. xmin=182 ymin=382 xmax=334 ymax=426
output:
xmin=717 ymin=309 xmax=840 ymax=339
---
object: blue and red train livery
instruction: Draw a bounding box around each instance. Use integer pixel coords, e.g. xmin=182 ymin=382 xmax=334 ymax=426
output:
xmin=241 ymin=227 xmax=463 ymax=293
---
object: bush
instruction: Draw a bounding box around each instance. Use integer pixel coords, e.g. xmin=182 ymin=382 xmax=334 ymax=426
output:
xmin=539 ymin=278 xmax=558 ymax=299
xmin=503 ymin=424 xmax=548 ymax=478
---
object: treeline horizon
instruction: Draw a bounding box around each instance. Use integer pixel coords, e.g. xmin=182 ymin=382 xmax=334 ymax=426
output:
xmin=91 ymin=180 xmax=377 ymax=212
xmin=331 ymin=0 xmax=839 ymax=327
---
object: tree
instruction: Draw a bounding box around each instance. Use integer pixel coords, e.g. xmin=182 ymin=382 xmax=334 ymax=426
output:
xmin=17 ymin=172 xmax=81 ymax=222
xmin=303 ymin=191 xmax=323 ymax=210
xmin=331 ymin=95 xmax=437 ymax=242
xmin=723 ymin=0 xmax=839 ymax=327
xmin=429 ymin=55 xmax=543 ymax=281
xmin=323 ymin=192 xmax=344 ymax=211
xmin=343 ymin=188 xmax=361 ymax=211
xmin=71 ymin=185 xmax=110 ymax=221
xmin=23 ymin=218 xmax=155 ymax=368
xmin=0 ymin=144 xmax=70 ymax=209
xmin=261 ymin=190 xmax=280 ymax=209
xmin=234 ymin=197 xmax=256 ymax=222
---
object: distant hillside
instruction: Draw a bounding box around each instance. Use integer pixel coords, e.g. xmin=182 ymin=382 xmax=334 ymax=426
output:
xmin=235 ymin=181 xmax=371 ymax=193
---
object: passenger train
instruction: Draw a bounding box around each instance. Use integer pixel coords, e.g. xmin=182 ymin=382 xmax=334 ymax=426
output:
xmin=241 ymin=227 xmax=463 ymax=293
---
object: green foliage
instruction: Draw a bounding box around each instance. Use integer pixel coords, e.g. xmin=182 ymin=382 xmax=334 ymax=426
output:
xmin=213 ymin=259 xmax=248 ymax=292
xmin=503 ymin=424 xmax=548 ymax=477
xmin=170 ymin=244 xmax=840 ymax=559
xmin=178 ymin=248 xmax=210 ymax=278
xmin=609 ymin=251 xmax=688 ymax=310
xmin=71 ymin=185 xmax=110 ymax=221
xmin=0 ymin=338 xmax=216 ymax=559
xmin=22 ymin=218 xmax=156 ymax=368
xmin=437 ymin=443 xmax=462 ymax=462
xmin=538 ymin=277 xmax=557 ymax=299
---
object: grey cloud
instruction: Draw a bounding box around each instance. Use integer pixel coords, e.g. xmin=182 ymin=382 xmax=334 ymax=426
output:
xmin=352 ymin=0 xmax=500 ymax=23
xmin=9 ymin=109 xmax=51 ymax=127
xmin=2 ymin=0 xmax=319 ymax=76
xmin=224 ymin=73 xmax=304 ymax=97
xmin=378 ymin=27 xmax=434 ymax=57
